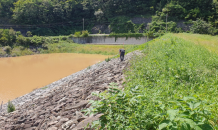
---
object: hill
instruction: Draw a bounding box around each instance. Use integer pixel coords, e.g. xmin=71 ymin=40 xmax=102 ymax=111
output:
xmin=0 ymin=0 xmax=218 ymax=35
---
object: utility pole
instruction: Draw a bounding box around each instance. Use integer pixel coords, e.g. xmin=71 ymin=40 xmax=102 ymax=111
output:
xmin=83 ymin=18 xmax=84 ymax=31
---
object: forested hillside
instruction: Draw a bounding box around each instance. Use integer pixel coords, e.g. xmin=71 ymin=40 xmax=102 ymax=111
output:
xmin=0 ymin=0 xmax=218 ymax=35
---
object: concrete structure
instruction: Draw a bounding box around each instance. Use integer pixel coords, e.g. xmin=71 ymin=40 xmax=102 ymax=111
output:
xmin=71 ymin=36 xmax=154 ymax=45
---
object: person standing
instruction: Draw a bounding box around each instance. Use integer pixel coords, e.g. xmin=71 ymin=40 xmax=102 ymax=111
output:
xmin=119 ymin=48 xmax=125 ymax=61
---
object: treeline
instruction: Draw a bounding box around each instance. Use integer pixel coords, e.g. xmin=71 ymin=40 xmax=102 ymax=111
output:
xmin=0 ymin=28 xmax=70 ymax=47
xmin=1 ymin=0 xmax=94 ymax=24
xmin=0 ymin=0 xmax=218 ymax=35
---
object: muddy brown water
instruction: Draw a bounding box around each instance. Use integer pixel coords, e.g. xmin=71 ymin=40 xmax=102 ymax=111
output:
xmin=0 ymin=53 xmax=112 ymax=103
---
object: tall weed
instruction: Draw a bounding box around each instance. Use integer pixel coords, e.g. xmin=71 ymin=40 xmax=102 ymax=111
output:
xmin=86 ymin=34 xmax=218 ymax=129
xmin=7 ymin=100 xmax=15 ymax=113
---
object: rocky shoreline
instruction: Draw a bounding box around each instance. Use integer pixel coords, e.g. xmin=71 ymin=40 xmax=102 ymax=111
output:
xmin=0 ymin=54 xmax=114 ymax=114
xmin=0 ymin=51 xmax=142 ymax=130
xmin=0 ymin=46 xmax=42 ymax=58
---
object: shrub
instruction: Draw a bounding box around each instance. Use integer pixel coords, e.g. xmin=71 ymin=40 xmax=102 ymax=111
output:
xmin=105 ymin=57 xmax=111 ymax=62
xmin=73 ymin=31 xmax=89 ymax=37
xmin=144 ymin=29 xmax=155 ymax=37
xmin=66 ymin=39 xmax=73 ymax=43
xmin=26 ymin=31 xmax=32 ymax=37
xmin=42 ymin=43 xmax=48 ymax=49
xmin=16 ymin=35 xmax=28 ymax=46
xmin=7 ymin=100 xmax=15 ymax=113
xmin=19 ymin=46 xmax=25 ymax=51
xmin=109 ymin=33 xmax=143 ymax=38
xmin=16 ymin=31 xmax=22 ymax=36
xmin=30 ymin=36 xmax=46 ymax=46
xmin=4 ymin=46 xmax=12 ymax=54
xmin=0 ymin=29 xmax=16 ymax=46
xmin=81 ymin=30 xmax=89 ymax=37
xmin=53 ymin=40 xmax=59 ymax=43
xmin=109 ymin=33 xmax=144 ymax=41
xmin=45 ymin=38 xmax=52 ymax=44
xmin=61 ymin=36 xmax=67 ymax=41
xmin=68 ymin=34 xmax=74 ymax=38
xmin=87 ymin=66 xmax=91 ymax=69
xmin=37 ymin=48 xmax=43 ymax=52
xmin=11 ymin=53 xmax=17 ymax=57
xmin=74 ymin=31 xmax=81 ymax=37
xmin=190 ymin=19 xmax=218 ymax=35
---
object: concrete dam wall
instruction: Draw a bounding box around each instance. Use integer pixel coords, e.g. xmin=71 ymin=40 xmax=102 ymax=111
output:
xmin=71 ymin=36 xmax=154 ymax=45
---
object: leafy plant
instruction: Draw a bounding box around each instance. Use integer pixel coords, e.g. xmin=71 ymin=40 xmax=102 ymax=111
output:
xmin=7 ymin=100 xmax=15 ymax=113
xmin=81 ymin=30 xmax=89 ymax=37
xmin=74 ymin=31 xmax=81 ymax=37
xmin=190 ymin=19 xmax=218 ymax=35
xmin=68 ymin=34 xmax=74 ymax=38
xmin=4 ymin=46 xmax=12 ymax=54
xmin=87 ymin=66 xmax=91 ymax=69
xmin=61 ymin=36 xmax=67 ymax=41
xmin=26 ymin=31 xmax=32 ymax=37
xmin=157 ymin=97 xmax=213 ymax=130
xmin=74 ymin=31 xmax=89 ymax=37
xmin=105 ymin=57 xmax=111 ymax=62
xmin=42 ymin=43 xmax=48 ymax=49
xmin=109 ymin=33 xmax=144 ymax=41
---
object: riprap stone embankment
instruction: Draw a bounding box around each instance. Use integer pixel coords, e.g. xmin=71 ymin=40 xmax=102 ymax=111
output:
xmin=0 ymin=51 xmax=142 ymax=130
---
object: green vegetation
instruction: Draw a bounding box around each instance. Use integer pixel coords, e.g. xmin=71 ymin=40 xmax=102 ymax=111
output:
xmin=109 ymin=33 xmax=145 ymax=41
xmin=41 ymin=86 xmax=48 ymax=90
xmin=173 ymin=33 xmax=218 ymax=54
xmin=0 ymin=29 xmax=138 ymax=57
xmin=108 ymin=16 xmax=146 ymax=33
xmin=85 ymin=34 xmax=218 ymax=129
xmin=190 ymin=19 xmax=218 ymax=35
xmin=87 ymin=66 xmax=91 ymax=69
xmin=0 ymin=0 xmax=218 ymax=35
xmin=7 ymin=100 xmax=15 ymax=113
xmin=105 ymin=57 xmax=112 ymax=62
xmin=4 ymin=46 xmax=12 ymax=54
xmin=0 ymin=42 xmax=136 ymax=57
xmin=0 ymin=28 xmax=71 ymax=47
xmin=42 ymin=43 xmax=136 ymax=56
xmin=74 ymin=30 xmax=89 ymax=37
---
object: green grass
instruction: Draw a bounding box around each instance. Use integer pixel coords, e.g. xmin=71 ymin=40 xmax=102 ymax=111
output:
xmin=40 ymin=42 xmax=138 ymax=55
xmin=86 ymin=33 xmax=218 ymax=129
xmin=41 ymin=86 xmax=48 ymax=90
xmin=0 ymin=41 xmax=138 ymax=57
xmin=174 ymin=33 xmax=218 ymax=54
xmin=0 ymin=46 xmax=34 ymax=57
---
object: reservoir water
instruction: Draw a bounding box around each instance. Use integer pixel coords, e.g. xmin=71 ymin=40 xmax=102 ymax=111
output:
xmin=0 ymin=53 xmax=111 ymax=103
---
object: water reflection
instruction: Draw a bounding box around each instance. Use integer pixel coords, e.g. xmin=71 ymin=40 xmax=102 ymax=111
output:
xmin=0 ymin=53 xmax=111 ymax=103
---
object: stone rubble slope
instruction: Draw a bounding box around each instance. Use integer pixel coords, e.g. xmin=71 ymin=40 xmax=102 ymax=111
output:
xmin=0 ymin=53 xmax=113 ymax=115
xmin=0 ymin=51 xmax=142 ymax=130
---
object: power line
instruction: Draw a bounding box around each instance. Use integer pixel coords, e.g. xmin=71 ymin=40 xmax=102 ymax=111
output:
xmin=0 ymin=21 xmax=111 ymax=28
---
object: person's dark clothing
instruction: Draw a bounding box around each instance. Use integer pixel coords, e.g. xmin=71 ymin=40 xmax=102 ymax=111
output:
xmin=119 ymin=49 xmax=125 ymax=61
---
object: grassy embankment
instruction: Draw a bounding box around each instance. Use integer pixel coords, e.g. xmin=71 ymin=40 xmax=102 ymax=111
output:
xmin=174 ymin=33 xmax=218 ymax=54
xmin=0 ymin=35 xmax=138 ymax=57
xmin=41 ymin=41 xmax=137 ymax=55
xmin=87 ymin=33 xmax=218 ymax=129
